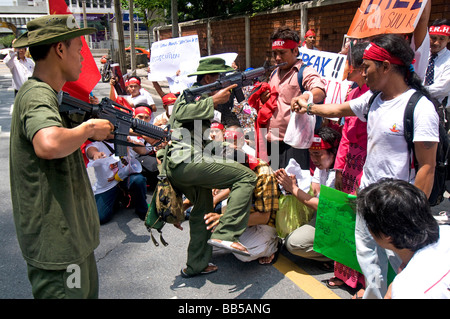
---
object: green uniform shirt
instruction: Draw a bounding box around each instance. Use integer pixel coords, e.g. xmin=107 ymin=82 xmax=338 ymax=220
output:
xmin=162 ymin=87 xmax=215 ymax=168
xmin=10 ymin=78 xmax=100 ymax=270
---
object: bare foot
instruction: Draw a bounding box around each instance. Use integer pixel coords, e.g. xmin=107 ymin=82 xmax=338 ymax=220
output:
xmin=258 ymin=253 xmax=275 ymax=265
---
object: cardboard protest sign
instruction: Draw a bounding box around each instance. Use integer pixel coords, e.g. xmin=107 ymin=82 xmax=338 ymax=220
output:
xmin=148 ymin=35 xmax=200 ymax=92
xmin=347 ymin=0 xmax=429 ymax=39
xmin=298 ymin=48 xmax=352 ymax=104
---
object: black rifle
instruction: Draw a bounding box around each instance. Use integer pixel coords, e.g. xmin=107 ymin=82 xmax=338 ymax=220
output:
xmin=183 ymin=62 xmax=286 ymax=103
xmin=58 ymin=91 xmax=170 ymax=157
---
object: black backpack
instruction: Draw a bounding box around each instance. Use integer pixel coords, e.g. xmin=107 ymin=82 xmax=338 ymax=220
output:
xmin=367 ymin=91 xmax=450 ymax=206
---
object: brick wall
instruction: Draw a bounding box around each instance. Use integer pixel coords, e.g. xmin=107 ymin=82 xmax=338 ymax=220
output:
xmin=157 ymin=1 xmax=449 ymax=68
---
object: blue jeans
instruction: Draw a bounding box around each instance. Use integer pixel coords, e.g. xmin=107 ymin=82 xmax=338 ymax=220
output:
xmin=95 ymin=173 xmax=148 ymax=224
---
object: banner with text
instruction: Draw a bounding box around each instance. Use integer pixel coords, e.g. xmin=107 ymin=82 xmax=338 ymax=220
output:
xmin=347 ymin=0 xmax=428 ymax=39
xmin=148 ymin=35 xmax=200 ymax=93
xmin=298 ymin=48 xmax=352 ymax=105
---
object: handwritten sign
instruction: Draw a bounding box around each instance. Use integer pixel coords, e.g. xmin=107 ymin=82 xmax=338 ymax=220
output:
xmin=148 ymin=35 xmax=200 ymax=92
xmin=347 ymin=0 xmax=429 ymax=39
xmin=314 ymin=186 xmax=397 ymax=283
xmin=313 ymin=186 xmax=361 ymax=272
xmin=298 ymin=48 xmax=352 ymax=104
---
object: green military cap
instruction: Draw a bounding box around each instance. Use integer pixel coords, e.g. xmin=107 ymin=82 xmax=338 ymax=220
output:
xmin=13 ymin=14 xmax=96 ymax=48
xmin=188 ymin=57 xmax=235 ymax=76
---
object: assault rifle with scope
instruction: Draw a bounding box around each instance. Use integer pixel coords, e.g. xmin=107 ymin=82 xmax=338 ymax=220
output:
xmin=58 ymin=91 xmax=170 ymax=157
xmin=183 ymin=62 xmax=286 ymax=103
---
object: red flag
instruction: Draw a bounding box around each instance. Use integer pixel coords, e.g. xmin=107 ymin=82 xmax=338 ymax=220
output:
xmin=48 ymin=0 xmax=101 ymax=103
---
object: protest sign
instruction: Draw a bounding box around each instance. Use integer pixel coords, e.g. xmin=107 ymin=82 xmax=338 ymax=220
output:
xmin=347 ymin=0 xmax=429 ymax=39
xmin=148 ymin=35 xmax=200 ymax=92
xmin=314 ymin=186 xmax=397 ymax=283
xmin=313 ymin=186 xmax=361 ymax=273
xmin=298 ymin=48 xmax=352 ymax=104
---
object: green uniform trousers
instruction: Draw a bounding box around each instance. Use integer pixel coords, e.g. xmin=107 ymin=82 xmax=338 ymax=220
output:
xmin=168 ymin=159 xmax=257 ymax=276
xmin=26 ymin=252 xmax=98 ymax=299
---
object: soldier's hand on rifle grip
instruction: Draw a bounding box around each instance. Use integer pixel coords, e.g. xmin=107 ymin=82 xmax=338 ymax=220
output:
xmin=212 ymin=84 xmax=238 ymax=107
xmin=85 ymin=119 xmax=115 ymax=141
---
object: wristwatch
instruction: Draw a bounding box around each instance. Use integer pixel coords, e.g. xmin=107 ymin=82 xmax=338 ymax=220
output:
xmin=306 ymin=103 xmax=314 ymax=115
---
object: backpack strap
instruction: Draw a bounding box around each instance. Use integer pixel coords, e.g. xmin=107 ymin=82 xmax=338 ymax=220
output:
xmin=403 ymin=91 xmax=423 ymax=149
xmin=403 ymin=91 xmax=424 ymax=175
xmin=364 ymin=91 xmax=381 ymax=121
xmin=297 ymin=63 xmax=308 ymax=93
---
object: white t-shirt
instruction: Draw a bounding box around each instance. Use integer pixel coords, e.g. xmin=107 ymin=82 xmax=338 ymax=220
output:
xmin=350 ymin=89 xmax=439 ymax=189
xmin=391 ymin=225 xmax=450 ymax=299
xmin=127 ymin=89 xmax=156 ymax=123
xmin=312 ymin=167 xmax=336 ymax=196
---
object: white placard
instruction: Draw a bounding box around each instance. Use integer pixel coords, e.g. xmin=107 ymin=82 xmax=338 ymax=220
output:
xmin=298 ymin=48 xmax=352 ymax=105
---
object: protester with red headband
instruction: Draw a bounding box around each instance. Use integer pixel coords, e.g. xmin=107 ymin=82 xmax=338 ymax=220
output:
xmin=425 ymin=19 xmax=450 ymax=110
xmin=302 ymin=29 xmax=319 ymax=51
xmin=131 ymin=103 xmax=160 ymax=192
xmin=275 ymin=126 xmax=341 ymax=266
xmin=154 ymin=93 xmax=177 ymax=128
xmin=291 ymin=33 xmax=439 ymax=299
xmin=260 ymin=26 xmax=326 ymax=170
xmin=205 ymin=125 xmax=281 ymax=265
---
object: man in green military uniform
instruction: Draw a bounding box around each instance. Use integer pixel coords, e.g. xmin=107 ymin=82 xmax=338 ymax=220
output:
xmin=10 ymin=15 xmax=114 ymax=298
xmin=163 ymin=57 xmax=257 ymax=277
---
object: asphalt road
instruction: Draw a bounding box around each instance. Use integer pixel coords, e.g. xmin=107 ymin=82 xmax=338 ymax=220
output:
xmin=0 ymin=60 xmax=448 ymax=303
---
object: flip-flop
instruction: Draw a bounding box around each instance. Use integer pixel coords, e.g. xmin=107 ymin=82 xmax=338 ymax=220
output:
xmin=325 ymin=277 xmax=344 ymax=289
xmin=180 ymin=263 xmax=218 ymax=278
xmin=207 ymin=239 xmax=251 ymax=257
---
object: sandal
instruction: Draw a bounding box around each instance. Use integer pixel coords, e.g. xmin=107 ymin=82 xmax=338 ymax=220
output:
xmin=180 ymin=263 xmax=218 ymax=278
xmin=325 ymin=277 xmax=344 ymax=289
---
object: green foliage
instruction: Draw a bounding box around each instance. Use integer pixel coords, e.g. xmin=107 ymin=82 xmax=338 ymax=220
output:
xmin=130 ymin=0 xmax=305 ymax=23
xmin=0 ymin=34 xmax=15 ymax=48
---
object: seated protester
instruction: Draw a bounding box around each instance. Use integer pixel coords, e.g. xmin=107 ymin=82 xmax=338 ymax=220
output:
xmin=130 ymin=104 xmax=160 ymax=192
xmin=225 ymin=125 xmax=256 ymax=157
xmin=209 ymin=121 xmax=225 ymax=141
xmin=275 ymin=126 xmax=341 ymax=267
xmin=206 ymin=127 xmax=281 ymax=265
xmin=153 ymin=93 xmax=177 ymax=128
xmin=356 ymin=179 xmax=450 ymax=299
xmin=86 ymin=137 xmax=148 ymax=224
xmin=184 ymin=121 xmax=229 ymax=216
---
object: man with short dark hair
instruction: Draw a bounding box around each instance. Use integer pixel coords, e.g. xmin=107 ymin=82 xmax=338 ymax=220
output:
xmin=357 ymin=179 xmax=449 ymax=299
xmin=10 ymin=14 xmax=113 ymax=299
xmin=262 ymin=26 xmax=326 ymax=170
xmin=424 ymin=19 xmax=450 ymax=109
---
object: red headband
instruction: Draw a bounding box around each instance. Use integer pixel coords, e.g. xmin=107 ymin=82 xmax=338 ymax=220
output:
xmin=125 ymin=77 xmax=140 ymax=87
xmin=363 ymin=42 xmax=405 ymax=65
xmin=272 ymin=39 xmax=299 ymax=50
xmin=224 ymin=130 xmax=244 ymax=140
xmin=309 ymin=135 xmax=331 ymax=150
xmin=134 ymin=106 xmax=151 ymax=116
xmin=305 ymin=29 xmax=316 ymax=38
xmin=162 ymin=93 xmax=177 ymax=106
xmin=211 ymin=122 xmax=224 ymax=130
xmin=429 ymin=25 xmax=450 ymax=36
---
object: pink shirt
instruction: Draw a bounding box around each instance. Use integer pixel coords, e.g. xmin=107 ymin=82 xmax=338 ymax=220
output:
xmin=334 ymin=84 xmax=369 ymax=170
xmin=267 ymin=60 xmax=326 ymax=142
